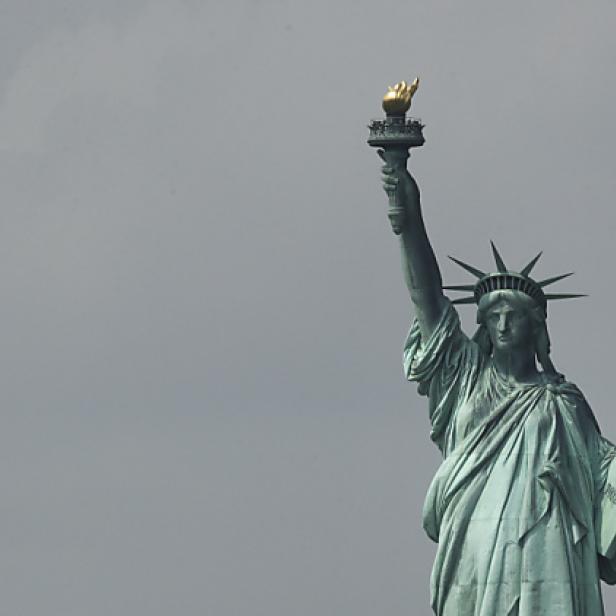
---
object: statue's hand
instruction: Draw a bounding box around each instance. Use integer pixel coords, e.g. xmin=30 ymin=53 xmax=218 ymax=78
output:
xmin=381 ymin=164 xmax=420 ymax=227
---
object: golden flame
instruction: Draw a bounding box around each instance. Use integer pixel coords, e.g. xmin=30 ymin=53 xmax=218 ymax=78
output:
xmin=382 ymin=77 xmax=419 ymax=115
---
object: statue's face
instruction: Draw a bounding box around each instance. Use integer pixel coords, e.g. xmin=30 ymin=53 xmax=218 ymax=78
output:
xmin=484 ymin=299 xmax=535 ymax=353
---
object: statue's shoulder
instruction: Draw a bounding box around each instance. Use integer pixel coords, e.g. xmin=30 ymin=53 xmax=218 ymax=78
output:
xmin=544 ymin=375 xmax=601 ymax=433
xmin=543 ymin=373 xmax=576 ymax=392
xmin=543 ymin=374 xmax=585 ymax=401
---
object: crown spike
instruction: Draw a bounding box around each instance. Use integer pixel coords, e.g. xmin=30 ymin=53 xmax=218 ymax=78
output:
xmin=451 ymin=296 xmax=477 ymax=305
xmin=442 ymin=284 xmax=476 ymax=291
xmin=448 ymin=256 xmax=486 ymax=279
xmin=544 ymin=293 xmax=587 ymax=301
xmin=520 ymin=251 xmax=543 ymax=276
xmin=538 ymin=272 xmax=574 ymax=288
xmin=490 ymin=241 xmax=508 ymax=273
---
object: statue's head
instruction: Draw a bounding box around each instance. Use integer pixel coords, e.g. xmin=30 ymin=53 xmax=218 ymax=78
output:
xmin=473 ymin=290 xmax=557 ymax=375
xmin=445 ymin=243 xmax=585 ymax=376
xmin=477 ymin=290 xmax=543 ymax=354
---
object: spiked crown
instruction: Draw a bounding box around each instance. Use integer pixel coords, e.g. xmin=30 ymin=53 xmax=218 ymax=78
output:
xmin=444 ymin=242 xmax=585 ymax=315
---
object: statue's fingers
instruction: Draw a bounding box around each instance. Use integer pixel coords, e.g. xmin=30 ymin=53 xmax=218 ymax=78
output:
xmin=381 ymin=175 xmax=398 ymax=187
xmin=381 ymin=164 xmax=393 ymax=175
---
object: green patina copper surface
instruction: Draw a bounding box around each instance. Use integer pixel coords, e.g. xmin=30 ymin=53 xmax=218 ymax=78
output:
xmin=368 ymin=82 xmax=616 ymax=615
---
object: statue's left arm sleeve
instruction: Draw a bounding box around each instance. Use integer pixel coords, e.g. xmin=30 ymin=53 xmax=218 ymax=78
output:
xmin=591 ymin=431 xmax=616 ymax=582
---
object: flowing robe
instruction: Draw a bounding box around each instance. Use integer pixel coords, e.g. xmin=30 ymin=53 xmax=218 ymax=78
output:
xmin=403 ymin=301 xmax=616 ymax=615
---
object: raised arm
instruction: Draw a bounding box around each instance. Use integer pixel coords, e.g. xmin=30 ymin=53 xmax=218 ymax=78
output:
xmin=380 ymin=150 xmax=446 ymax=339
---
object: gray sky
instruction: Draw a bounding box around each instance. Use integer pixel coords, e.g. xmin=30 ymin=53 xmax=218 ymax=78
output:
xmin=1 ymin=1 xmax=616 ymax=614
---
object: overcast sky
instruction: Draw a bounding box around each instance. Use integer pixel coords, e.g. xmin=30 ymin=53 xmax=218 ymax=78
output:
xmin=1 ymin=1 xmax=616 ymax=614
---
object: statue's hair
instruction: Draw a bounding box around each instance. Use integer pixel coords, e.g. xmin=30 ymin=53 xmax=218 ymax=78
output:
xmin=472 ymin=290 xmax=559 ymax=376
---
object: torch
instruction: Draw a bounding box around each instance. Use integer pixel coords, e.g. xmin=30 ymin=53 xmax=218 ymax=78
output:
xmin=367 ymin=78 xmax=424 ymax=234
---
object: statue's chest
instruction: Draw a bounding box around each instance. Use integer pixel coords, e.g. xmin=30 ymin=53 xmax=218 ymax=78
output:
xmin=450 ymin=378 xmax=560 ymax=460
xmin=452 ymin=373 xmax=542 ymax=445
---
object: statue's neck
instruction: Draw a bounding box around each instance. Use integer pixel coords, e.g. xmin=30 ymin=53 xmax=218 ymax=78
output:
xmin=492 ymin=349 xmax=540 ymax=384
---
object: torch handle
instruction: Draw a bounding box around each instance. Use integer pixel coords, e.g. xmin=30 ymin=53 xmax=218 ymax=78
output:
xmin=378 ymin=147 xmax=410 ymax=235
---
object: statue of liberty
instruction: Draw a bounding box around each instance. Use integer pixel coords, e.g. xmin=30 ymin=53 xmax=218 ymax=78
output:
xmin=370 ymin=80 xmax=616 ymax=615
